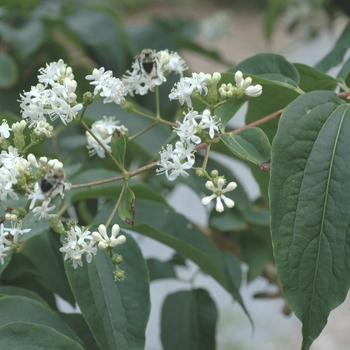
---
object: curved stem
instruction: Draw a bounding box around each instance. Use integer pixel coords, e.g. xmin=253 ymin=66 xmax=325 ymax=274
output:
xmin=105 ymin=181 xmax=126 ymax=229
xmin=129 ymin=123 xmax=157 ymax=141
xmin=133 ymin=108 xmax=176 ymax=127
xmin=80 ymin=119 xmax=124 ymax=173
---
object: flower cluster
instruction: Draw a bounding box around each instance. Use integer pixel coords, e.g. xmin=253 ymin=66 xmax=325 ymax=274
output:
xmin=86 ymin=116 xmax=128 ymax=158
xmin=169 ymin=72 xmax=208 ymax=108
xmin=59 ymin=224 xmax=126 ymax=269
xmin=0 ymin=145 xmax=30 ymax=202
xmin=218 ymin=70 xmax=262 ymax=99
xmin=85 ymin=68 xmax=126 ymax=104
xmin=19 ymin=60 xmax=83 ymax=128
xmin=157 ymin=109 xmax=219 ymax=181
xmin=122 ymin=49 xmax=188 ymax=96
xmin=0 ymin=222 xmax=31 ymax=264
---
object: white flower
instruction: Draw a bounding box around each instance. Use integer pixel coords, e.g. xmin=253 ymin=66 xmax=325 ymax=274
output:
xmin=169 ymin=72 xmax=208 ymax=107
xmin=4 ymin=221 xmax=31 ymax=242
xmin=234 ymin=70 xmax=262 ymax=98
xmin=60 ymin=226 xmax=97 ymax=269
xmin=28 ymin=182 xmax=46 ymax=209
xmin=19 ymin=60 xmax=82 ymax=127
xmin=157 ymin=150 xmax=194 ymax=181
xmin=174 ymin=118 xmax=201 ymax=145
xmin=158 ymin=50 xmax=188 ymax=76
xmin=32 ymin=198 xmax=56 ymax=220
xmin=198 ymin=109 xmax=219 ymax=139
xmin=92 ymin=224 xmax=126 ymax=250
xmin=0 ymin=120 xmax=11 ymax=140
xmin=169 ymin=78 xmax=194 ymax=107
xmin=86 ymin=68 xmax=126 ymax=104
xmin=201 ymin=178 xmax=237 ymax=212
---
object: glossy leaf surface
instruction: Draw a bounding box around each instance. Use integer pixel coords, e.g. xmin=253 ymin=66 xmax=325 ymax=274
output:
xmin=270 ymin=91 xmax=350 ymax=350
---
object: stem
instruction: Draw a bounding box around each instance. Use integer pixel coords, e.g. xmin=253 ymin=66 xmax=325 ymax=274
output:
xmin=70 ymin=174 xmax=125 ymax=189
xmin=155 ymin=86 xmax=161 ymax=119
xmin=105 ymin=181 xmax=126 ymax=228
xmin=133 ymin=108 xmax=176 ymax=126
xmin=338 ymin=90 xmax=350 ymax=98
xmin=228 ymin=108 xmax=284 ymax=136
xmin=201 ymin=144 xmax=211 ymax=170
xmin=80 ymin=119 xmax=124 ymax=173
xmin=129 ymin=123 xmax=157 ymax=141
xmin=70 ymin=160 xmax=159 ymax=190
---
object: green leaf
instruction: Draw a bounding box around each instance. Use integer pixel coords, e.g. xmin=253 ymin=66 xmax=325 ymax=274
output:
xmin=118 ymin=185 xmax=135 ymax=226
xmin=209 ymin=207 xmax=246 ymax=232
xmin=245 ymin=83 xmax=299 ymax=142
xmin=0 ymin=286 xmax=47 ymax=305
xmin=215 ymin=99 xmax=246 ymax=132
xmin=220 ymin=127 xmax=271 ymax=165
xmin=315 ymin=21 xmax=350 ymax=72
xmin=270 ymin=91 xmax=350 ymax=350
xmin=336 ymin=55 xmax=350 ymax=84
xmin=293 ymin=63 xmax=338 ymax=91
xmin=146 ymin=258 xmax=177 ymax=281
xmin=1 ymin=253 xmax=38 ymax=280
xmin=0 ymin=53 xmax=17 ymax=88
xmin=59 ymin=313 xmax=100 ymax=350
xmin=129 ymin=200 xmax=249 ymax=321
xmin=110 ymin=129 xmax=127 ymax=168
xmin=238 ymin=234 xmax=267 ymax=282
xmin=222 ymin=252 xmax=242 ymax=290
xmin=229 ymin=53 xmax=300 ymax=89
xmin=0 ymin=322 xmax=84 ymax=349
xmin=0 ymin=252 xmax=11 ymax=277
xmin=23 ymin=231 xmax=75 ymax=306
xmin=65 ymin=233 xmax=150 ymax=350
xmin=20 ymin=213 xmax=50 ymax=241
xmin=0 ymin=296 xmax=82 ymax=344
xmin=161 ymin=289 xmax=218 ymax=350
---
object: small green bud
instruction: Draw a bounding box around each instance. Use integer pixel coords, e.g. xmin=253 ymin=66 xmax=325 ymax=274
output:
xmin=83 ymin=92 xmax=94 ymax=105
xmin=112 ymin=253 xmax=124 ymax=265
xmin=50 ymin=215 xmax=67 ymax=235
xmin=114 ymin=268 xmax=126 ymax=281
xmin=195 ymin=168 xmax=206 ymax=177
xmin=11 ymin=242 xmax=20 ymax=253
xmin=119 ymin=100 xmax=134 ymax=112
xmin=211 ymin=170 xmax=219 ymax=179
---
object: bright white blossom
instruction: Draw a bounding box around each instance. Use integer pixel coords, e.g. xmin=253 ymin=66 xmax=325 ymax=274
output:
xmin=234 ymin=70 xmax=262 ymax=97
xmin=92 ymin=224 xmax=126 ymax=250
xmin=169 ymin=72 xmax=208 ymax=108
xmin=86 ymin=68 xmax=126 ymax=104
xmin=4 ymin=221 xmax=31 ymax=242
xmin=201 ymin=178 xmax=237 ymax=212
xmin=0 ymin=146 xmax=30 ymax=201
xmin=0 ymin=120 xmax=11 ymax=140
xmin=59 ymin=226 xmax=97 ymax=269
xmin=157 ymin=144 xmax=195 ymax=181
xmin=19 ymin=60 xmax=83 ymax=127
xmin=0 ymin=224 xmax=12 ymax=264
xmin=32 ymin=198 xmax=56 ymax=220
